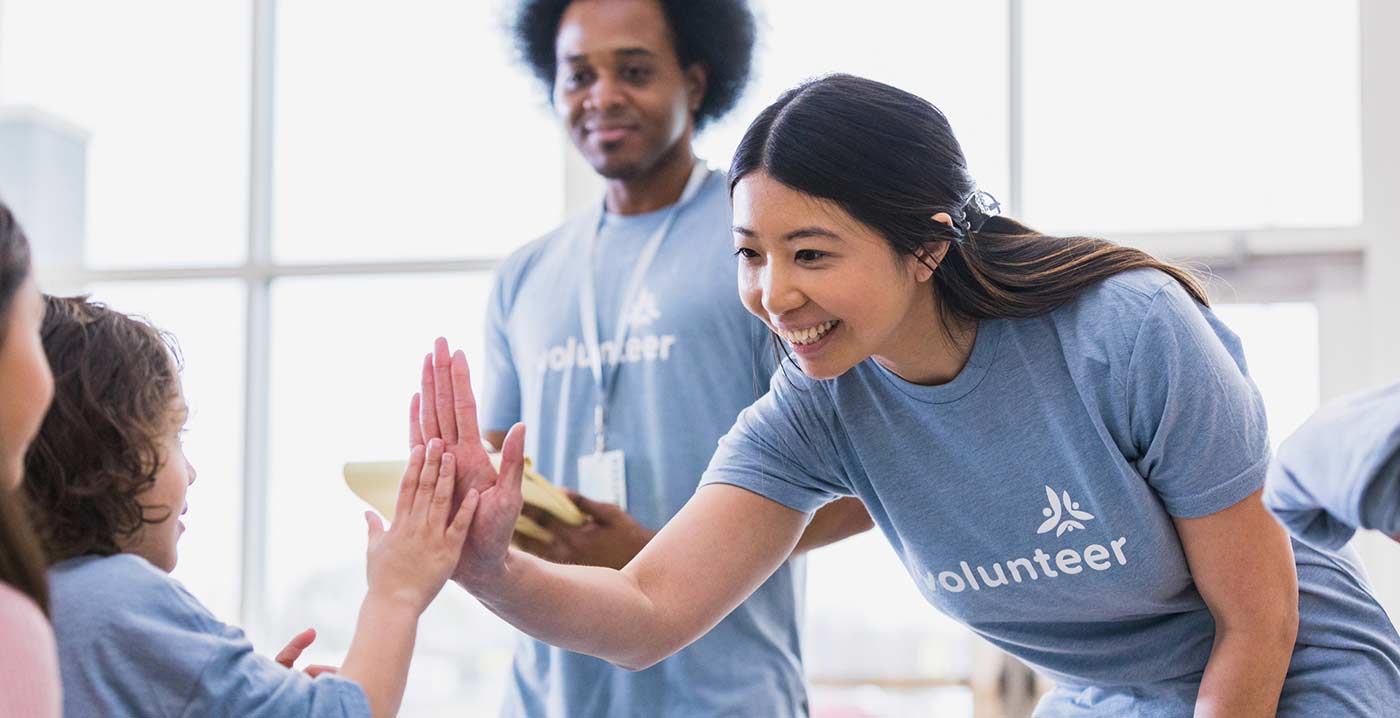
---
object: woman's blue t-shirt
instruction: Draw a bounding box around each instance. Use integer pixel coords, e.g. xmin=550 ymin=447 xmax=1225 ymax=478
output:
xmin=703 ymin=268 xmax=1400 ymax=716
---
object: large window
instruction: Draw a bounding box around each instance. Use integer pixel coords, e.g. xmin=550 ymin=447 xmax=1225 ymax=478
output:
xmin=273 ymin=0 xmax=563 ymax=262
xmin=1021 ymin=0 xmax=1361 ymax=234
xmin=2 ymin=2 xmax=1384 ymax=717
xmin=1024 ymin=1 xmax=1360 ymax=233
xmin=0 ymin=0 xmax=250 ymax=268
xmin=697 ymin=0 xmax=1010 ymax=203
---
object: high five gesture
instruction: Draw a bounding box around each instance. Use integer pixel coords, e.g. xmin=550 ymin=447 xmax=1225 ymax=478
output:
xmin=411 ymin=337 xmax=527 ymax=588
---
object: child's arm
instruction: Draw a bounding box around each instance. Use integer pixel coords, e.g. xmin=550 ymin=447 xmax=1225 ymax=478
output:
xmin=338 ymin=438 xmax=478 ymax=718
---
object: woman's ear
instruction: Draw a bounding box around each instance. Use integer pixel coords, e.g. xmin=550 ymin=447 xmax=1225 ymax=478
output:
xmin=911 ymin=212 xmax=958 ymax=282
xmin=912 ymin=241 xmax=952 ymax=283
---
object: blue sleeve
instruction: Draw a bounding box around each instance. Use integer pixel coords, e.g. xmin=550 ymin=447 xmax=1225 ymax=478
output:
xmin=1264 ymin=382 xmax=1400 ymax=548
xmin=1360 ymin=451 xmax=1400 ymax=536
xmin=480 ymin=266 xmax=522 ymax=434
xmin=700 ymin=368 xmax=847 ymax=513
xmin=1125 ymin=283 xmax=1271 ymax=518
xmin=132 ymin=577 xmax=370 ymax=718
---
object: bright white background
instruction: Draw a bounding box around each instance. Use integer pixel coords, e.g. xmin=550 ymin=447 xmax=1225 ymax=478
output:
xmin=4 ymin=1 xmax=1397 ymax=716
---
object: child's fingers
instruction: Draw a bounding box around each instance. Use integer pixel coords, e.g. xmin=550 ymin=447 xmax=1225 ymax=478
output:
xmin=427 ymin=452 xmax=456 ymax=529
xmin=414 ymin=439 xmax=444 ymax=522
xmin=395 ymin=444 xmax=426 ymax=525
xmin=274 ymin=627 xmax=317 ymax=668
xmin=304 ymin=665 xmax=338 ymax=678
xmin=448 ymin=488 xmax=480 ymax=542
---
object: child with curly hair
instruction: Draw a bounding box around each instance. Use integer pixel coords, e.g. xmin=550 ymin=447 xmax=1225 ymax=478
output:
xmin=23 ymin=295 xmax=481 ymax=718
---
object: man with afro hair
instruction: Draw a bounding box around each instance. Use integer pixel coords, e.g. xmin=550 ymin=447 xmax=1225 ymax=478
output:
xmin=473 ymin=1 xmax=873 ymax=716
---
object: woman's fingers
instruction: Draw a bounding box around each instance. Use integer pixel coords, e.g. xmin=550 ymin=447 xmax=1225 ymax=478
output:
xmin=395 ymin=444 xmax=426 ymax=525
xmin=365 ymin=511 xmax=385 ymax=544
xmin=408 ymin=392 xmax=424 ymax=449
xmin=432 ymin=337 xmax=459 ymax=445
xmin=419 ymin=353 xmax=442 ymax=441
xmin=450 ymin=349 xmax=480 ymax=448
xmin=497 ymin=422 xmax=527 ymax=499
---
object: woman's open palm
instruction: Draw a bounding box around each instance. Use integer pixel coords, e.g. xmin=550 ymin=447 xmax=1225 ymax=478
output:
xmin=410 ymin=337 xmax=527 ymax=587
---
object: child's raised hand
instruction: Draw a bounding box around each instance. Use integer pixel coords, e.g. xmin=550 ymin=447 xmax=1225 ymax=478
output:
xmin=363 ymin=438 xmax=479 ymax=613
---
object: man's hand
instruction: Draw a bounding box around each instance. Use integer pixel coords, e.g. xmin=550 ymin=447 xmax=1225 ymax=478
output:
xmin=514 ymin=491 xmax=655 ymax=570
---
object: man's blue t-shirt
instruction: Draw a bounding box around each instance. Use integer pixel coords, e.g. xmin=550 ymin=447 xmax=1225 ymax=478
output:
xmin=49 ymin=554 xmax=370 ymax=718
xmin=481 ymin=168 xmax=807 ymax=718
xmin=1265 ymin=382 xmax=1400 ymax=548
xmin=702 ymin=269 xmax=1400 ymax=717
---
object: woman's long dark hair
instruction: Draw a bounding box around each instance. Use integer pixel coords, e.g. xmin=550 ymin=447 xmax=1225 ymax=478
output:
xmin=0 ymin=201 xmax=50 ymax=615
xmin=729 ymin=74 xmax=1207 ymax=329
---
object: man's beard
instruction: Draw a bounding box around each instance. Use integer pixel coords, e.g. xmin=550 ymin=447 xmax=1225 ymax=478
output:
xmin=590 ymin=151 xmax=650 ymax=181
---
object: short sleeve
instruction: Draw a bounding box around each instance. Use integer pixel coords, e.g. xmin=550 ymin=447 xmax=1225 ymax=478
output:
xmin=700 ymin=369 xmax=848 ymax=513
xmin=480 ymin=266 xmax=522 ymax=434
xmin=1264 ymin=382 xmax=1400 ymax=548
xmin=1359 ymin=450 xmax=1400 ymax=536
xmin=124 ymin=577 xmax=370 ymax=718
xmin=1125 ymin=282 xmax=1271 ymax=518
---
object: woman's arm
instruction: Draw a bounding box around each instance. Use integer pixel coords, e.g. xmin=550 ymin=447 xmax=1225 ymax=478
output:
xmin=1175 ymin=489 xmax=1299 ymax=718
xmin=463 ymin=483 xmax=808 ymax=671
xmin=425 ymin=338 xmax=814 ymax=669
xmin=793 ymin=497 xmax=873 ymax=555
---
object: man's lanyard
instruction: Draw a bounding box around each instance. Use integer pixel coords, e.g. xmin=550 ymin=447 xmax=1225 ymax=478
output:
xmin=578 ymin=160 xmax=711 ymax=454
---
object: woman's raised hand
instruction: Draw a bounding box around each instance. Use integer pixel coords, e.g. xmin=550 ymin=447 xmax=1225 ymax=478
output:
xmin=410 ymin=337 xmax=527 ymax=589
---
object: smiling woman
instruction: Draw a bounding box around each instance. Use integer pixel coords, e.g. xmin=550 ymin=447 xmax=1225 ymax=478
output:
xmin=439 ymin=73 xmax=1400 ymax=718
xmin=729 ymin=75 xmax=1205 ymax=386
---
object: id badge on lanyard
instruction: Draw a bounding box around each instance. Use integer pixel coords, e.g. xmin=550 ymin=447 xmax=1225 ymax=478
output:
xmin=575 ymin=161 xmax=711 ymax=509
xmin=578 ymin=406 xmax=628 ymax=509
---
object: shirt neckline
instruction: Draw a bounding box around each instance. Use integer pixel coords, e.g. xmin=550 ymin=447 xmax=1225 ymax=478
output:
xmin=869 ymin=317 xmax=1005 ymax=404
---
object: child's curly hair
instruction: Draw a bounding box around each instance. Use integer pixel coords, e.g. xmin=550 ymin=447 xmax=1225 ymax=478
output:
xmin=22 ymin=295 xmax=183 ymax=564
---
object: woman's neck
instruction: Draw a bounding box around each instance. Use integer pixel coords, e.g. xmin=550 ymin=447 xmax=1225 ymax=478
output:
xmin=873 ymin=293 xmax=978 ymax=386
xmin=604 ymin=142 xmax=697 ymax=216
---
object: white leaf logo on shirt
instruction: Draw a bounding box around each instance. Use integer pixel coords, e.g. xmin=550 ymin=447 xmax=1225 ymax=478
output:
xmin=627 ymin=288 xmax=662 ymax=329
xmin=1037 ymin=486 xmax=1096 ymax=537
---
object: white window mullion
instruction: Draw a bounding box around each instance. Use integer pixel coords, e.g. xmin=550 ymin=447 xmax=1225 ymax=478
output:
xmin=1360 ymin=0 xmax=1400 ymax=384
xmin=239 ymin=0 xmax=276 ymax=643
